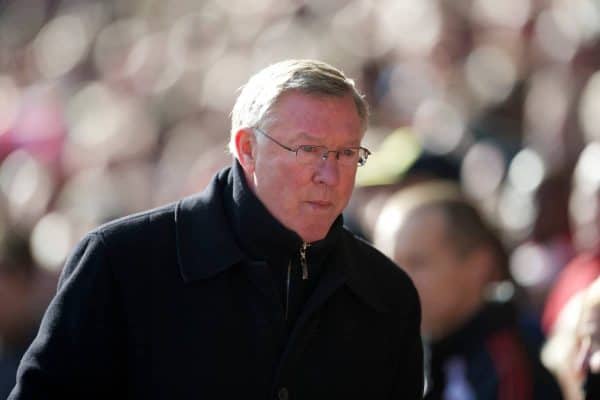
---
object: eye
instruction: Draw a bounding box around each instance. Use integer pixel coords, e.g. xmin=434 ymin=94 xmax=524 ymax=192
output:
xmin=298 ymin=145 xmax=319 ymax=153
xmin=341 ymin=148 xmax=357 ymax=157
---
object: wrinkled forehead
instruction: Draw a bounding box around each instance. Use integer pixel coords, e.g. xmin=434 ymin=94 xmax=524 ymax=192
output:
xmin=267 ymin=88 xmax=359 ymax=118
xmin=267 ymin=91 xmax=364 ymax=132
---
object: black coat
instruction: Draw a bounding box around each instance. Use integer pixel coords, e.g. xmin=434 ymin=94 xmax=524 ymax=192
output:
xmin=9 ymin=165 xmax=423 ymax=399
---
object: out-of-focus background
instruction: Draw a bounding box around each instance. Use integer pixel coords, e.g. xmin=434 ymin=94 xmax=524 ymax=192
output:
xmin=1 ymin=0 xmax=599 ymax=280
xmin=1 ymin=0 xmax=600 ymax=396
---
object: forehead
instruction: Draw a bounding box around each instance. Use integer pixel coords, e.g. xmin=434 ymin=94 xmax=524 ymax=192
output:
xmin=267 ymin=91 xmax=364 ymax=142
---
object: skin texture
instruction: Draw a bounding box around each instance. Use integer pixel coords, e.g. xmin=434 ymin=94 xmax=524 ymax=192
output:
xmin=235 ymin=91 xmax=364 ymax=243
xmin=392 ymin=207 xmax=490 ymax=340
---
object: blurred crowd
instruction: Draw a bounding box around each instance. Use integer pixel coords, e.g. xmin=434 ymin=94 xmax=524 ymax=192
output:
xmin=1 ymin=0 xmax=600 ymax=398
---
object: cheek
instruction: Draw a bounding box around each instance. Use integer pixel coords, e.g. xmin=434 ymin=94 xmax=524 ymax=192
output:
xmin=340 ymin=170 xmax=356 ymax=191
xmin=333 ymin=170 xmax=357 ymax=210
xmin=276 ymin=166 xmax=312 ymax=207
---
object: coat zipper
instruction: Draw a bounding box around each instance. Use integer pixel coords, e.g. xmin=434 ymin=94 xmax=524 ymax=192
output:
xmin=284 ymin=242 xmax=311 ymax=321
xmin=300 ymin=242 xmax=310 ymax=280
xmin=284 ymin=260 xmax=291 ymax=321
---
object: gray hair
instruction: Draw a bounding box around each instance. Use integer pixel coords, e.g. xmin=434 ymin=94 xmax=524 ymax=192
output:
xmin=229 ymin=59 xmax=369 ymax=156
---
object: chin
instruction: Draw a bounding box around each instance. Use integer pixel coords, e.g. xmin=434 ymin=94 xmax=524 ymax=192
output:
xmin=298 ymin=226 xmax=330 ymax=243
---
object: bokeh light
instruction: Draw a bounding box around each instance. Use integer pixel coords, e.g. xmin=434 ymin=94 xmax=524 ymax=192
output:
xmin=465 ymin=45 xmax=518 ymax=105
xmin=0 ymin=150 xmax=53 ymax=226
xmin=510 ymin=242 xmax=552 ymax=287
xmin=471 ymin=0 xmax=531 ymax=30
xmin=508 ymin=148 xmax=546 ymax=193
xmin=461 ymin=142 xmax=506 ymax=200
xmin=498 ymin=184 xmax=536 ymax=235
xmin=573 ymin=141 xmax=600 ymax=193
xmin=524 ymin=68 xmax=571 ymax=162
xmin=30 ymin=212 xmax=73 ymax=272
xmin=33 ymin=14 xmax=89 ymax=80
xmin=413 ymin=99 xmax=465 ymax=154
xmin=579 ymin=71 xmax=600 ymax=143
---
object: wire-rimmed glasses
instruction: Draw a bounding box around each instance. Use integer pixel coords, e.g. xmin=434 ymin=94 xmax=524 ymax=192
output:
xmin=254 ymin=127 xmax=371 ymax=167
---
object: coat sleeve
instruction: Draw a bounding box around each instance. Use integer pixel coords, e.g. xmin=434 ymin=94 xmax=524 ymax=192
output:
xmin=8 ymin=232 xmax=126 ymax=399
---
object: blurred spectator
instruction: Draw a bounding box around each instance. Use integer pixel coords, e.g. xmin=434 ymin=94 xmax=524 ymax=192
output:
xmin=0 ymin=232 xmax=55 ymax=399
xmin=577 ymin=276 xmax=600 ymax=399
xmin=374 ymin=180 xmax=562 ymax=399
xmin=542 ymin=272 xmax=600 ymax=400
xmin=542 ymin=185 xmax=600 ymax=400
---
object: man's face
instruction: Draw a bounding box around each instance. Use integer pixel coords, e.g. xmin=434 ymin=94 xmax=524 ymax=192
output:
xmin=247 ymin=91 xmax=363 ymax=243
xmin=392 ymin=208 xmax=478 ymax=340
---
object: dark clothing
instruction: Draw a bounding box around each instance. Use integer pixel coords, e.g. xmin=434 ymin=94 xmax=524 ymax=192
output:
xmin=9 ymin=162 xmax=423 ymax=399
xmin=424 ymin=301 xmax=562 ymax=400
xmin=0 ymin=341 xmax=29 ymax=400
xmin=0 ymin=321 xmax=38 ymax=400
xmin=224 ymin=163 xmax=331 ymax=335
xmin=585 ymin=372 xmax=600 ymax=400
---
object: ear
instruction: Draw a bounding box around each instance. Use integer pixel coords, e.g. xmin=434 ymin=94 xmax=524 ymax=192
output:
xmin=234 ymin=128 xmax=257 ymax=174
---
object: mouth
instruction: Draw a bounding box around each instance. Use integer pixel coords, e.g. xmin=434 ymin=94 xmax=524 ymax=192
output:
xmin=306 ymin=200 xmax=334 ymax=211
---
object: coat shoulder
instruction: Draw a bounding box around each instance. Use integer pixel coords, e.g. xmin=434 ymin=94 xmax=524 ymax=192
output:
xmin=90 ymin=201 xmax=178 ymax=243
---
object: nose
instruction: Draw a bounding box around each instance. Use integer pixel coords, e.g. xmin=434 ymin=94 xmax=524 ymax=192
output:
xmin=314 ymin=155 xmax=340 ymax=186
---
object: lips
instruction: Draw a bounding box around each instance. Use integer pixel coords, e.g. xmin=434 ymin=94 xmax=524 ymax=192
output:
xmin=309 ymin=200 xmax=332 ymax=206
xmin=306 ymin=200 xmax=334 ymax=210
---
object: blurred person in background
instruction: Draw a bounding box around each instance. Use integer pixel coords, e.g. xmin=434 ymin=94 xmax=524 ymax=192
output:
xmin=0 ymin=233 xmax=55 ymax=400
xmin=8 ymin=59 xmax=423 ymax=399
xmin=374 ymin=181 xmax=562 ymax=400
xmin=576 ymin=275 xmax=600 ymax=400
xmin=542 ymin=185 xmax=600 ymax=400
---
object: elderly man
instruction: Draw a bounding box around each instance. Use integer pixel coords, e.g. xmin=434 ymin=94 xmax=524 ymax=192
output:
xmin=9 ymin=60 xmax=423 ymax=399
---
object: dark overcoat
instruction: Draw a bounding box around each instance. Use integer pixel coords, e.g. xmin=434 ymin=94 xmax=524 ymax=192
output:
xmin=9 ymin=167 xmax=423 ymax=400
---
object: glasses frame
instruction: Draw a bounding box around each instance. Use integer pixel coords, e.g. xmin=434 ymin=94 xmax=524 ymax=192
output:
xmin=253 ymin=127 xmax=371 ymax=167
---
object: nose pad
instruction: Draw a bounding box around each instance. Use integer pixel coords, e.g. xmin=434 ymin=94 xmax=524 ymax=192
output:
xmin=320 ymin=150 xmax=339 ymax=161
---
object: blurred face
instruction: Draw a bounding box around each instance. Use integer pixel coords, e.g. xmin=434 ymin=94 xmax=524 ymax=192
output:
xmin=242 ymin=91 xmax=363 ymax=243
xmin=393 ymin=209 xmax=481 ymax=340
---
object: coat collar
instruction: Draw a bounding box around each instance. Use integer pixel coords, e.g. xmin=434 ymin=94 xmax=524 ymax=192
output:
xmin=175 ymin=167 xmax=245 ymax=282
xmin=174 ymin=163 xmax=390 ymax=313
